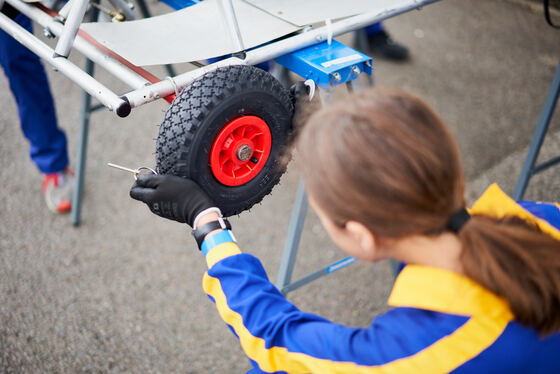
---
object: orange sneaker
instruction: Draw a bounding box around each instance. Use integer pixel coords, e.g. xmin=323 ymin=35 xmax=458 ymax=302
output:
xmin=42 ymin=167 xmax=74 ymax=213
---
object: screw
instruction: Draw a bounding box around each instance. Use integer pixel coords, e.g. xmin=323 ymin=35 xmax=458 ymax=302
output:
xmin=332 ymin=72 xmax=342 ymax=82
xmin=111 ymin=12 xmax=125 ymax=22
xmin=351 ymin=66 xmax=361 ymax=75
xmin=365 ymin=60 xmax=372 ymax=68
xmin=43 ymin=28 xmax=55 ymax=39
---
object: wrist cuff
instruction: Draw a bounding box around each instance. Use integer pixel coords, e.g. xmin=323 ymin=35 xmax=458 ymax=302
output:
xmin=192 ymin=217 xmax=231 ymax=248
xmin=193 ymin=207 xmax=222 ymax=229
xmin=201 ymin=230 xmax=237 ymax=255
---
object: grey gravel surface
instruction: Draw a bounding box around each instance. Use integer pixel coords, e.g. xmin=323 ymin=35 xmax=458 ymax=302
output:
xmin=1 ymin=0 xmax=559 ymax=372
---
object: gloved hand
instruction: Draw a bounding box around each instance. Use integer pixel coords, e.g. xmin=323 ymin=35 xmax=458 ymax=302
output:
xmin=130 ymin=174 xmax=215 ymax=227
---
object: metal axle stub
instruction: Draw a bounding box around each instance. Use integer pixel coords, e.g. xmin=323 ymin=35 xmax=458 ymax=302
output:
xmin=236 ymin=144 xmax=253 ymax=162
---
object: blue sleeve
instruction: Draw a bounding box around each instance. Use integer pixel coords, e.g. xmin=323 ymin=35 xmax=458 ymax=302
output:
xmin=201 ymin=242 xmax=468 ymax=373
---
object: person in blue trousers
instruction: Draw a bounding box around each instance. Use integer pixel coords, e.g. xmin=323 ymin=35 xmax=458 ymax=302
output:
xmin=1 ymin=4 xmax=74 ymax=213
xmin=130 ymin=87 xmax=560 ymax=373
xmin=361 ymin=22 xmax=409 ymax=61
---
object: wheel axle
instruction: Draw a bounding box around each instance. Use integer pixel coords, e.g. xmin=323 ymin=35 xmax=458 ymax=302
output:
xmin=237 ymin=144 xmax=253 ymax=162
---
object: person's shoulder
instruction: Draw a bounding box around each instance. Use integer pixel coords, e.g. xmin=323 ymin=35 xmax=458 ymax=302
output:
xmin=518 ymin=200 xmax=560 ymax=230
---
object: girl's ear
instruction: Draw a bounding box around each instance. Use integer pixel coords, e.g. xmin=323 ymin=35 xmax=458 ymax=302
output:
xmin=345 ymin=220 xmax=377 ymax=261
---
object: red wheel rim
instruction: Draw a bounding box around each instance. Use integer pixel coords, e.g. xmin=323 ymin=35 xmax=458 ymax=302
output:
xmin=210 ymin=116 xmax=272 ymax=186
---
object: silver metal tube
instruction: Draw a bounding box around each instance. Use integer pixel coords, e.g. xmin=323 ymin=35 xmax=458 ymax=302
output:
xmin=122 ymin=0 xmax=439 ymax=109
xmin=244 ymin=0 xmax=440 ymax=66
xmin=58 ymin=0 xmax=73 ymax=20
xmin=54 ymin=0 xmax=89 ymax=57
xmin=217 ymin=0 xmax=244 ymax=52
xmin=0 ymin=11 xmax=128 ymax=114
xmin=5 ymin=0 xmax=148 ymax=89
xmin=124 ymin=56 xmax=245 ymax=108
xmin=106 ymin=0 xmax=136 ymax=21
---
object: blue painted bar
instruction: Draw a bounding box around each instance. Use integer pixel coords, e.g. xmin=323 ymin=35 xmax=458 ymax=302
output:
xmin=275 ymin=40 xmax=372 ymax=89
xmin=514 ymin=60 xmax=560 ymax=200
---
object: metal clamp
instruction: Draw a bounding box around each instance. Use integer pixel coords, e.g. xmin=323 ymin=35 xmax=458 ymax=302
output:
xmin=165 ymin=76 xmax=179 ymax=96
xmin=304 ymin=79 xmax=316 ymax=101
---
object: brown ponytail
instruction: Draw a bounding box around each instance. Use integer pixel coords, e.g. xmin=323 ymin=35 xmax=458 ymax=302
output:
xmin=295 ymin=87 xmax=560 ymax=336
xmin=459 ymin=215 xmax=560 ymax=336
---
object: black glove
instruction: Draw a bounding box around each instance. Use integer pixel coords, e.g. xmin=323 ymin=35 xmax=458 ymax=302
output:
xmin=130 ymin=174 xmax=215 ymax=227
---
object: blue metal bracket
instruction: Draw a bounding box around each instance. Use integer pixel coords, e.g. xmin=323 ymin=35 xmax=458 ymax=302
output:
xmin=160 ymin=0 xmax=199 ymax=11
xmin=274 ymin=40 xmax=372 ymax=89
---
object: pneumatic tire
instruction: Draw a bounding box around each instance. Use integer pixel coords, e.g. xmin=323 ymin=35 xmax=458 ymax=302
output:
xmin=155 ymin=65 xmax=294 ymax=217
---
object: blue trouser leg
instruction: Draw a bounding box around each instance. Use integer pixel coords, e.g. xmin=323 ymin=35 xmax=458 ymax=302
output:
xmin=364 ymin=22 xmax=383 ymax=35
xmin=0 ymin=13 xmax=69 ymax=173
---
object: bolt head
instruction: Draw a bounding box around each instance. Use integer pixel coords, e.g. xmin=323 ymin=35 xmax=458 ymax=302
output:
xmin=43 ymin=28 xmax=55 ymax=39
xmin=236 ymin=144 xmax=252 ymax=162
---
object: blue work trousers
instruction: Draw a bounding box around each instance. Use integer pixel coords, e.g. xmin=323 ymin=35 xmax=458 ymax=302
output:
xmin=0 ymin=13 xmax=69 ymax=173
xmin=364 ymin=22 xmax=383 ymax=35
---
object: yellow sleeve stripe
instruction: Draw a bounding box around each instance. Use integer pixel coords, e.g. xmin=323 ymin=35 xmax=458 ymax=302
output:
xmin=203 ymin=273 xmax=512 ymax=374
xmin=205 ymin=242 xmax=242 ymax=269
xmin=471 ymin=184 xmax=560 ymax=240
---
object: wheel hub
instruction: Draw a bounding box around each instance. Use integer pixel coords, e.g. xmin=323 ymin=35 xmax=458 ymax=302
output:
xmin=210 ymin=116 xmax=272 ymax=186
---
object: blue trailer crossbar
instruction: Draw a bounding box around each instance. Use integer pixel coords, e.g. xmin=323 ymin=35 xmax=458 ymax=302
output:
xmin=275 ymin=40 xmax=373 ymax=89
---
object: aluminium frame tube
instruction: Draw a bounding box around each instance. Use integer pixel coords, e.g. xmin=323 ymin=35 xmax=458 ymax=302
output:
xmin=57 ymin=0 xmax=73 ymax=20
xmin=122 ymin=0 xmax=440 ymax=111
xmin=53 ymin=0 xmax=89 ymax=57
xmin=123 ymin=56 xmax=244 ymax=108
xmin=217 ymin=0 xmax=244 ymax=53
xmin=5 ymin=0 xmax=148 ymax=89
xmin=0 ymin=11 xmax=129 ymax=115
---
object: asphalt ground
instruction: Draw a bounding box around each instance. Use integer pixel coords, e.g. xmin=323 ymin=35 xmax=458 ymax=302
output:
xmin=1 ymin=0 xmax=559 ymax=372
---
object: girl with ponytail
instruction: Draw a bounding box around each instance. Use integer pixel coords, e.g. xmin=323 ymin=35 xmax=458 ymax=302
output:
xmin=297 ymin=87 xmax=560 ymax=370
xmin=131 ymin=87 xmax=560 ymax=373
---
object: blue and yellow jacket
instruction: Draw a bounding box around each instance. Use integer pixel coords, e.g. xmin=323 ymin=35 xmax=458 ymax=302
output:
xmin=201 ymin=185 xmax=560 ymax=373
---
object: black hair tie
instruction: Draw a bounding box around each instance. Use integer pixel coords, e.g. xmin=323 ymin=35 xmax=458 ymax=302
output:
xmin=446 ymin=208 xmax=471 ymax=233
